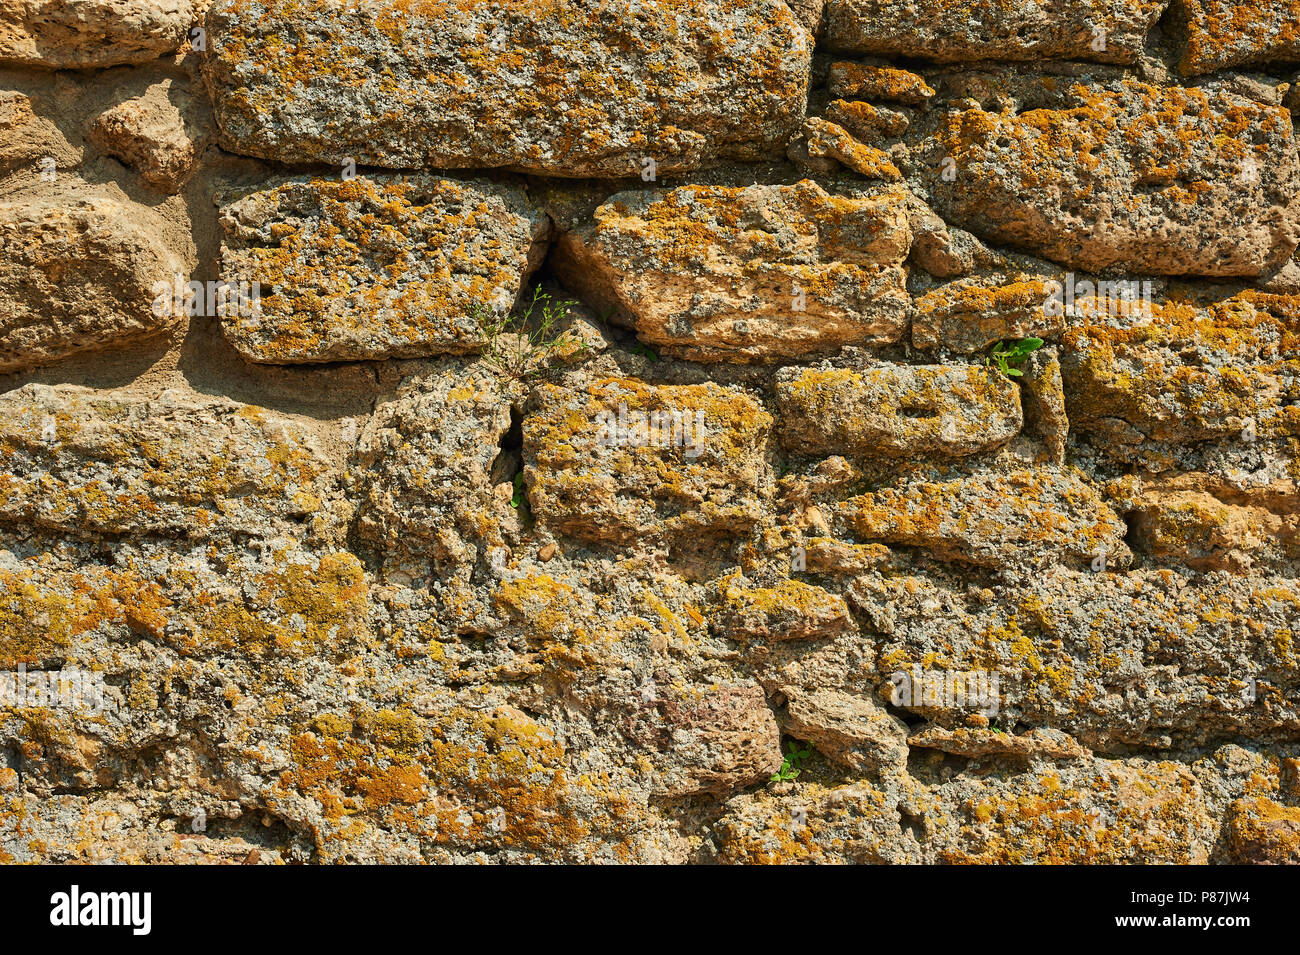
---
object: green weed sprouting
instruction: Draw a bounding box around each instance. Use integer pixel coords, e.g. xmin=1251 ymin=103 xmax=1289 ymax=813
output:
xmin=770 ymin=739 xmax=814 ymax=783
xmin=985 ymin=337 xmax=1044 ymax=377
xmin=472 ymin=285 xmax=587 ymax=381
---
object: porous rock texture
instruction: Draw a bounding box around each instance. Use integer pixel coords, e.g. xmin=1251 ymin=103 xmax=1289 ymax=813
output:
xmin=1 ymin=0 xmax=1299 ymax=866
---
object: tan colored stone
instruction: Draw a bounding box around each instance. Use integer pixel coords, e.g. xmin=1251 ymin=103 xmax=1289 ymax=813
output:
xmin=0 ymin=187 xmax=186 ymax=372
xmin=774 ymin=364 xmax=1022 ymax=459
xmin=553 ymin=180 xmax=913 ymax=363
xmin=0 ymin=0 xmax=192 ymax=68
xmin=219 ymin=176 xmax=550 ymax=363
xmin=87 ymin=78 xmax=212 ymax=193
xmin=839 ymin=468 xmax=1130 ymax=571
xmin=524 ymin=378 xmax=772 ymax=547
xmin=201 ymin=0 xmax=810 ymax=177
xmin=824 ymin=0 xmax=1167 ymax=64
xmin=928 ymin=79 xmax=1300 ymax=276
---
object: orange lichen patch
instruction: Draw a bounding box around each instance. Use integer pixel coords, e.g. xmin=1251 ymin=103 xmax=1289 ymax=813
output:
xmin=1175 ymin=0 xmax=1300 ymax=75
xmin=939 ymin=763 xmax=1212 ymax=863
xmin=524 ymin=377 xmax=771 ymax=545
xmin=803 ymin=118 xmax=901 ymax=180
xmin=0 ymin=563 xmax=170 ymax=668
xmin=191 ymin=552 xmax=370 ymax=658
xmin=827 ymin=62 xmax=934 ymax=104
xmin=1224 ymin=796 xmax=1300 ymax=863
xmin=220 ymin=176 xmax=549 ymax=362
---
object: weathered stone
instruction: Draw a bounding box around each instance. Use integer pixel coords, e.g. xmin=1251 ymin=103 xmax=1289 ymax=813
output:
xmin=351 ymin=369 xmax=514 ymax=586
xmin=0 ymin=188 xmax=186 ymax=372
xmin=1059 ymin=293 xmax=1294 ymax=453
xmin=524 ymin=378 xmax=771 ymax=547
xmin=0 ymin=384 xmax=338 ymax=543
xmin=774 ymin=364 xmax=1022 ymax=459
xmin=654 ymin=683 xmax=782 ymax=798
xmin=715 ymin=782 xmax=921 ymax=864
xmin=909 ymin=726 xmax=1090 ymax=762
xmin=0 ymin=0 xmax=193 ymax=68
xmin=1224 ymin=796 xmax=1300 ymax=863
xmin=801 ymin=117 xmax=902 ymax=180
xmin=823 ymin=99 xmax=910 ymax=140
xmin=823 ymin=0 xmax=1167 ymax=64
xmin=828 ymin=62 xmax=934 ymax=104
xmin=929 ymin=759 xmax=1215 ymax=864
xmin=0 ymin=83 xmax=76 ymax=174
xmin=715 ymin=575 xmax=855 ymax=641
xmin=871 ymin=568 xmax=1300 ymax=748
xmin=201 ymin=0 xmax=810 ymax=177
xmin=553 ymin=180 xmax=913 ymax=363
xmin=87 ymin=79 xmax=212 ymax=193
xmin=928 ymin=79 xmax=1300 ymax=276
xmin=1173 ymin=0 xmax=1300 ymax=76
xmin=839 ymin=468 xmax=1129 ymax=571
xmin=912 ymin=279 xmax=1065 ymax=353
xmin=218 ymin=176 xmax=550 ymax=363
xmin=1123 ymin=474 xmax=1299 ymax=572
xmin=1020 ymin=346 xmax=1069 ymax=465
xmin=782 ymin=688 xmax=909 ymax=774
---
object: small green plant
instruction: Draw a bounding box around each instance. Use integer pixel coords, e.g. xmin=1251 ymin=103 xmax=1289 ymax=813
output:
xmin=770 ymin=739 xmax=813 ymax=783
xmin=629 ymin=341 xmax=659 ymax=362
xmin=985 ymin=337 xmax=1044 ymax=377
xmin=472 ymin=285 xmax=587 ymax=381
xmin=510 ymin=472 xmax=526 ymax=509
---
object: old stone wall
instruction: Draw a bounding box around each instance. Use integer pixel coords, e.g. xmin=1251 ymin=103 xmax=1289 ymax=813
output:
xmin=1 ymin=0 xmax=1299 ymax=864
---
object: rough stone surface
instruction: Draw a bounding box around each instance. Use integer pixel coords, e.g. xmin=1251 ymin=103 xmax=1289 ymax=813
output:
xmin=0 ymin=0 xmax=193 ymax=69
xmin=838 ymin=467 xmax=1130 ymax=571
xmin=824 ymin=1 xmax=1168 ymax=64
xmin=927 ymin=78 xmax=1300 ymax=276
xmin=524 ymin=377 xmax=772 ymax=548
xmin=87 ymin=79 xmax=212 ymax=193
xmin=1173 ymin=0 xmax=1300 ymax=76
xmin=775 ymin=364 xmax=1022 ymax=459
xmin=218 ymin=176 xmax=550 ymax=363
xmin=200 ymin=0 xmax=811 ymax=177
xmin=0 ymin=188 xmax=186 ymax=372
xmin=553 ymin=181 xmax=913 ymax=362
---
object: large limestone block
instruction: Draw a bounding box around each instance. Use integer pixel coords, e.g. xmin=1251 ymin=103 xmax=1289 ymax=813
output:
xmin=219 ymin=176 xmax=550 ymax=363
xmin=927 ymin=79 xmax=1300 ymax=276
xmin=553 ymin=181 xmax=913 ymax=362
xmin=0 ymin=189 xmax=186 ymax=372
xmin=201 ymin=0 xmax=811 ymax=176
